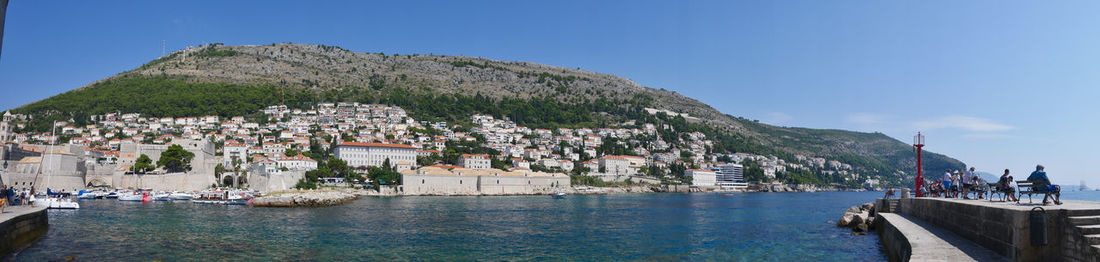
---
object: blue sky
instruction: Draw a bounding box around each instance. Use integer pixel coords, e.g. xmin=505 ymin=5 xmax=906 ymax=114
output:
xmin=1 ymin=1 xmax=1097 ymax=186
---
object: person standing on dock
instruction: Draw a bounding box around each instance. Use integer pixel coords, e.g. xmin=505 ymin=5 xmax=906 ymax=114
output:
xmin=943 ymin=170 xmax=954 ymax=198
xmin=953 ymin=170 xmax=962 ymax=198
xmin=961 ymin=167 xmax=974 ymax=199
xmin=1027 ymin=165 xmax=1063 ymax=205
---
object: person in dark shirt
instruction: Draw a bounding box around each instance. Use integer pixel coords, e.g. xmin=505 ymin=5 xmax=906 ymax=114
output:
xmin=1027 ymin=165 xmax=1062 ymax=205
xmin=998 ymin=169 xmax=1018 ymax=202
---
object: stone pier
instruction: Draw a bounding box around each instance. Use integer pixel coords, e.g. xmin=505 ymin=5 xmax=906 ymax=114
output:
xmin=876 ymin=197 xmax=1100 ymax=261
xmin=0 ymin=205 xmax=48 ymax=257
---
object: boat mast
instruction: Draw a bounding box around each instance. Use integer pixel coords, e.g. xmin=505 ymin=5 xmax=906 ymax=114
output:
xmin=44 ymin=121 xmax=56 ymax=193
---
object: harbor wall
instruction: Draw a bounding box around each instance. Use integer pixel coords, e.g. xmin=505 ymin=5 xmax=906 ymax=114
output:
xmin=117 ymin=172 xmax=215 ymax=191
xmin=0 ymin=172 xmax=84 ymax=192
xmin=400 ymin=174 xmax=569 ymax=195
xmin=248 ymin=171 xmax=305 ymax=192
xmin=401 ymin=174 xmax=479 ymax=195
xmin=880 ymin=198 xmax=1092 ymax=261
xmin=874 ymin=213 xmax=913 ymax=262
xmin=0 ymin=206 xmax=48 ymax=257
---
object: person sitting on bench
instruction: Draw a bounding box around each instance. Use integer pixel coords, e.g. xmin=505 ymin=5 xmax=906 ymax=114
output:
xmin=998 ymin=169 xmax=1018 ymax=202
xmin=1027 ymin=165 xmax=1062 ymax=205
xmin=970 ymin=174 xmax=986 ymax=199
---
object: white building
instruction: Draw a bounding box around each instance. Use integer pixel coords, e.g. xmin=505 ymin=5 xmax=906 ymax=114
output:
xmin=457 ymin=154 xmax=490 ymax=170
xmin=274 ymin=155 xmax=318 ymax=171
xmin=335 ymin=142 xmax=418 ymax=171
xmin=687 ymin=169 xmax=717 ymax=187
xmin=713 ymin=164 xmax=747 ymax=189
xmin=223 ymin=143 xmax=250 ymax=167
xmin=599 ymin=155 xmax=636 ymax=175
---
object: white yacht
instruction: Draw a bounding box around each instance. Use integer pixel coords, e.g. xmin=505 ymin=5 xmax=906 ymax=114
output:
xmin=169 ymin=192 xmax=194 ymax=200
xmin=36 ymin=197 xmax=80 ymax=209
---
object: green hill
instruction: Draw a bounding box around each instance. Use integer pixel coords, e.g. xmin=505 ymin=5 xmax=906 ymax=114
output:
xmin=11 ymin=43 xmax=964 ymax=187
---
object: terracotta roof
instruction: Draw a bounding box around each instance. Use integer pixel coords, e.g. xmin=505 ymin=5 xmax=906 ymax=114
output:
xmin=338 ymin=142 xmax=417 ymax=149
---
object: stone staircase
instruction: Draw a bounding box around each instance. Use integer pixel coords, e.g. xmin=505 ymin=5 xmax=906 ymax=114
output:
xmin=878 ymin=198 xmax=901 ymax=213
xmin=1069 ymin=210 xmax=1100 ymax=253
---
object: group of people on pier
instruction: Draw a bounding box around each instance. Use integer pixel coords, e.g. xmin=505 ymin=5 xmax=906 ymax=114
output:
xmin=925 ymin=167 xmax=986 ymax=199
xmin=919 ymin=164 xmax=1062 ymax=205
xmin=0 ymin=185 xmax=36 ymax=212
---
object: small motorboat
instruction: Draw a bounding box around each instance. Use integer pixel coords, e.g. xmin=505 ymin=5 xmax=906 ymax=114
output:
xmin=77 ymin=191 xmax=98 ymax=199
xmin=105 ymin=191 xmax=120 ymax=199
xmin=153 ymin=193 xmax=172 ymax=201
xmin=169 ymin=192 xmax=194 ymax=200
xmin=193 ymin=191 xmax=252 ymax=205
xmin=119 ymin=192 xmax=149 ymax=202
xmin=552 ymin=192 xmax=566 ymax=199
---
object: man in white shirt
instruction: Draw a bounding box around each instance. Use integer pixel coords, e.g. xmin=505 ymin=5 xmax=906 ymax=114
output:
xmin=943 ymin=170 xmax=954 ymax=198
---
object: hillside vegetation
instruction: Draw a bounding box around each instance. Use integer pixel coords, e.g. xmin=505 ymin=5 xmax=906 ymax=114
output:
xmin=12 ymin=43 xmax=964 ymax=186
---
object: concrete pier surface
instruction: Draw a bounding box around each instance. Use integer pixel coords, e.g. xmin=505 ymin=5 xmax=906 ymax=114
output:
xmin=876 ymin=197 xmax=1100 ymax=262
xmin=0 ymin=205 xmax=48 ymax=257
xmin=878 ymin=213 xmax=1008 ymax=261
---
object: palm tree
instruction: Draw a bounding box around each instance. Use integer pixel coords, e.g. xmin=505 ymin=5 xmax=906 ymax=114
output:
xmin=232 ymin=157 xmax=242 ymax=188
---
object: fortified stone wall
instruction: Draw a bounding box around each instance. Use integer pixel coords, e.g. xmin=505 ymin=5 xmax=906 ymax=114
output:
xmin=400 ymin=174 xmax=569 ymax=195
xmin=117 ymin=172 xmax=215 ymax=191
xmin=248 ymin=171 xmax=305 ymax=192
xmin=0 ymin=172 xmax=85 ymax=192
xmin=402 ymin=174 xmax=479 ymax=195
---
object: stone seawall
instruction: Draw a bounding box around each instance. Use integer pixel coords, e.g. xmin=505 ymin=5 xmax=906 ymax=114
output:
xmin=879 ymin=197 xmax=1100 ymax=261
xmin=875 ymin=213 xmax=913 ymax=262
xmin=0 ymin=206 xmax=48 ymax=257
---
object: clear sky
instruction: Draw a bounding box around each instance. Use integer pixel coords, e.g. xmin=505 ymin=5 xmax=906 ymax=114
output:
xmin=1 ymin=1 xmax=1097 ymax=187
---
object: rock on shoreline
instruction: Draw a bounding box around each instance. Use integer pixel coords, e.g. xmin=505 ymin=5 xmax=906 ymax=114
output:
xmin=836 ymin=202 xmax=876 ymax=233
xmin=253 ymin=190 xmax=359 ymax=207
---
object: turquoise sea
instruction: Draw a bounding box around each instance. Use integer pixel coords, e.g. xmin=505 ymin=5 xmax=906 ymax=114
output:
xmin=16 ymin=192 xmax=896 ymax=261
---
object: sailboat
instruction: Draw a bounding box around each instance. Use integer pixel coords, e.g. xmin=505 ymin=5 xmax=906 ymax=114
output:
xmin=34 ymin=121 xmax=80 ymax=209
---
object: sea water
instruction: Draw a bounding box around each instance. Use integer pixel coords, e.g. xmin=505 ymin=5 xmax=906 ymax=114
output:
xmin=15 ymin=192 xmax=887 ymax=261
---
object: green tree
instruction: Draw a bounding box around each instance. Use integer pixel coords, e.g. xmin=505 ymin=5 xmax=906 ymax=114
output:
xmin=214 ymin=163 xmax=225 ymax=181
xmin=132 ymin=154 xmax=155 ymax=174
xmin=285 ymin=148 xmax=298 ymax=157
xmin=157 ymin=144 xmax=195 ymax=173
xmin=490 ymin=155 xmax=508 ymax=170
xmin=367 ymin=159 xmax=402 ymax=188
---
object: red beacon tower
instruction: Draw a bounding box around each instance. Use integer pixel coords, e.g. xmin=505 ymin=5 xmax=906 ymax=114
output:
xmin=913 ymin=132 xmax=925 ymax=197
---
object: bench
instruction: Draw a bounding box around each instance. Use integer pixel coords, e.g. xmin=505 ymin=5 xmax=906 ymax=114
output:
xmin=985 ymin=182 xmax=1009 ymax=202
xmin=1016 ymin=180 xmax=1048 ymax=203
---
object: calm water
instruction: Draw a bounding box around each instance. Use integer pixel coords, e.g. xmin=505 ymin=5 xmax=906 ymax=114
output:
xmin=16 ymin=192 xmax=888 ymax=261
